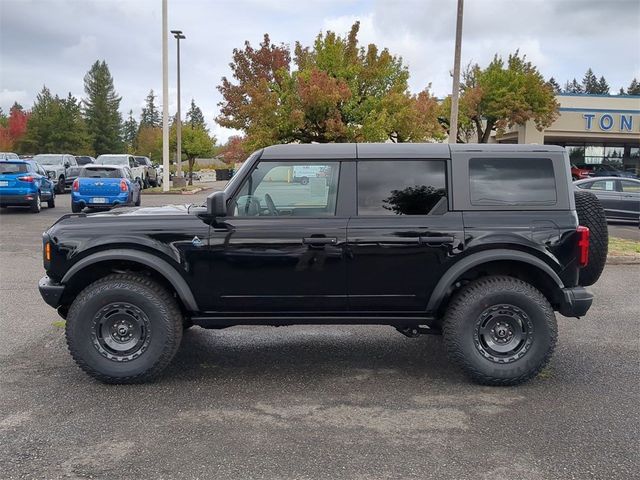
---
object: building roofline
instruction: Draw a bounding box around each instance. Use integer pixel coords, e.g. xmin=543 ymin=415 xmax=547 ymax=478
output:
xmin=557 ymin=93 xmax=640 ymax=99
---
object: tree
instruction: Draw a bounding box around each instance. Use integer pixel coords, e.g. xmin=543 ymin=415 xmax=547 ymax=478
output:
xmin=135 ymin=126 xmax=162 ymax=161
xmin=564 ymin=78 xmax=583 ymax=94
xmin=596 ymin=76 xmax=609 ymax=95
xmin=83 ymin=60 xmax=123 ymax=154
xmin=582 ymin=68 xmax=599 ymax=94
xmin=217 ymin=22 xmax=442 ymax=149
xmin=21 ymin=87 xmax=90 ymax=153
xmin=454 ymin=51 xmax=559 ymax=143
xmin=0 ymin=103 xmax=29 ymax=151
xmin=122 ymin=110 xmax=138 ymax=152
xmin=140 ymin=90 xmax=161 ymax=128
xmin=186 ymin=99 xmax=207 ymax=130
xmin=627 ymin=78 xmax=640 ymax=95
xmin=220 ymin=135 xmax=249 ymax=164
xmin=547 ymin=77 xmax=561 ymax=94
xmin=0 ymin=108 xmax=7 ymax=128
xmin=618 ymin=87 xmax=626 ymax=95
xmin=171 ymin=125 xmax=215 ymax=185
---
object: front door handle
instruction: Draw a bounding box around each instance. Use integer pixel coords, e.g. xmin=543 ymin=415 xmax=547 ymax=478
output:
xmin=419 ymin=236 xmax=454 ymax=245
xmin=303 ymin=237 xmax=337 ymax=245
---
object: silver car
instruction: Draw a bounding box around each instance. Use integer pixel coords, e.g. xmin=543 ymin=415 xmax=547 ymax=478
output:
xmin=574 ymin=176 xmax=640 ymax=223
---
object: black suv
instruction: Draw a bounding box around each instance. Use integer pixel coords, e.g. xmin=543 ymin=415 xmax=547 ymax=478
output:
xmin=38 ymin=144 xmax=607 ymax=385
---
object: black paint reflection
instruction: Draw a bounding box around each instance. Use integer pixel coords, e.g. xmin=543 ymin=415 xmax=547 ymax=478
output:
xmin=383 ymin=185 xmax=446 ymax=215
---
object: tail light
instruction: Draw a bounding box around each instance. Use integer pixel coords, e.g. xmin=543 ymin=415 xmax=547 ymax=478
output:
xmin=17 ymin=175 xmax=34 ymax=182
xmin=72 ymin=179 xmax=79 ymax=191
xmin=577 ymin=226 xmax=590 ymax=267
xmin=120 ymin=179 xmax=128 ymax=192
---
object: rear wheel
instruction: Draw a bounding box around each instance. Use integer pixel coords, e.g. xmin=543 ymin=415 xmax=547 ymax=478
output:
xmin=30 ymin=193 xmax=41 ymax=213
xmin=65 ymin=273 xmax=183 ymax=384
xmin=574 ymin=190 xmax=608 ymax=286
xmin=443 ymin=276 xmax=557 ymax=386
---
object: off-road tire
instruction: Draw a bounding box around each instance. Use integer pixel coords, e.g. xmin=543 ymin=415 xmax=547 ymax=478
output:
xmin=65 ymin=273 xmax=183 ymax=384
xmin=71 ymin=202 xmax=82 ymax=213
xmin=30 ymin=193 xmax=41 ymax=213
xmin=574 ymin=190 xmax=608 ymax=286
xmin=443 ymin=276 xmax=557 ymax=386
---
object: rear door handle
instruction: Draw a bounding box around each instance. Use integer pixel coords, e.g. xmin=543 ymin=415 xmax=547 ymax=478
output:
xmin=419 ymin=236 xmax=454 ymax=245
xmin=303 ymin=237 xmax=337 ymax=245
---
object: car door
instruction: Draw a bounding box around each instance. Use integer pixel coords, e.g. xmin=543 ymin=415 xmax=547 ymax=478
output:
xmin=585 ymin=179 xmax=622 ymax=218
xmin=347 ymin=158 xmax=464 ymax=311
xmin=206 ymin=158 xmax=349 ymax=312
xmin=619 ymin=180 xmax=640 ymax=219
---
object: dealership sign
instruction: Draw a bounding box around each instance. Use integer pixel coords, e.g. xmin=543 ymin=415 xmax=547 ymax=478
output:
xmin=582 ymin=113 xmax=638 ymax=132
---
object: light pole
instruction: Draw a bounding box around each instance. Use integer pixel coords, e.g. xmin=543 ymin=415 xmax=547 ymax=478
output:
xmin=449 ymin=0 xmax=464 ymax=144
xmin=161 ymin=0 xmax=169 ymax=191
xmin=171 ymin=29 xmax=186 ymax=187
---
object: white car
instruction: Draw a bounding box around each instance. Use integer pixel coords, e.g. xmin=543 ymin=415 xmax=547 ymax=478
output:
xmin=95 ymin=155 xmax=146 ymax=189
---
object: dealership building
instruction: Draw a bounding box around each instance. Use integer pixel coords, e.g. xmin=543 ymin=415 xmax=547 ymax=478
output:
xmin=494 ymin=93 xmax=640 ymax=173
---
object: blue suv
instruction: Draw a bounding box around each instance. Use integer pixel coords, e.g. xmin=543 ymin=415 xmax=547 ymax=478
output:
xmin=0 ymin=160 xmax=56 ymax=213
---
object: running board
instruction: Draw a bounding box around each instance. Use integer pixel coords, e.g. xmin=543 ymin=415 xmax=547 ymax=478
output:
xmin=191 ymin=314 xmax=436 ymax=328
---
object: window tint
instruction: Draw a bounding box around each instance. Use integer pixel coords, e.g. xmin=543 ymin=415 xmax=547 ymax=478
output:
xmin=469 ymin=158 xmax=556 ymax=206
xmin=80 ymin=167 xmax=123 ymax=179
xmin=357 ymin=160 xmax=446 ymax=215
xmin=0 ymin=162 xmax=28 ymax=173
xmin=233 ymin=161 xmax=339 ymax=216
xmin=590 ymin=180 xmax=616 ymax=191
xmin=620 ymin=181 xmax=640 ymax=193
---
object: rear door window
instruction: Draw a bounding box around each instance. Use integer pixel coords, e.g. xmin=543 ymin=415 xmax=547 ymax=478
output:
xmin=357 ymin=160 xmax=447 ymax=215
xmin=469 ymin=158 xmax=556 ymax=206
xmin=590 ymin=180 xmax=617 ymax=191
xmin=620 ymin=181 xmax=640 ymax=193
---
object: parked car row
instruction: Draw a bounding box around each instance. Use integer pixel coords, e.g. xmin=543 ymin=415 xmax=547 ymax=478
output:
xmin=574 ymin=177 xmax=640 ymax=223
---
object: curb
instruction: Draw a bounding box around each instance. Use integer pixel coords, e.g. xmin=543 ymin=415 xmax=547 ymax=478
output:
xmin=607 ymin=255 xmax=640 ymax=265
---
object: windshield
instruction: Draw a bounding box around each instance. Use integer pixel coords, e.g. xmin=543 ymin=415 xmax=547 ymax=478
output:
xmin=34 ymin=155 xmax=64 ymax=165
xmin=96 ymin=155 xmax=128 ymax=166
xmin=80 ymin=167 xmax=123 ymax=178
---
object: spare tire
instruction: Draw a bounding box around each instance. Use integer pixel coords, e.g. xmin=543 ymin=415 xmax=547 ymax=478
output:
xmin=574 ymin=190 xmax=608 ymax=286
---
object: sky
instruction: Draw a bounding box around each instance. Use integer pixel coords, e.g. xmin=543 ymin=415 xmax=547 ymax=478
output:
xmin=1 ymin=0 xmax=639 ymax=144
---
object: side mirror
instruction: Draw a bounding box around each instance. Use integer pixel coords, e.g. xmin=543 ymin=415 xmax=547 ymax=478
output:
xmin=64 ymin=162 xmax=70 ymax=168
xmin=207 ymin=190 xmax=227 ymax=217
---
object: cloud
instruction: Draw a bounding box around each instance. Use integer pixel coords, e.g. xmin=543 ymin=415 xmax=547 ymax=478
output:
xmin=1 ymin=0 xmax=638 ymax=144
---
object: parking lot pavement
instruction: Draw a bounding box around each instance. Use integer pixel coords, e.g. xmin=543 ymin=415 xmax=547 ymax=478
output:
xmin=0 ymin=192 xmax=639 ymax=480
xmin=608 ymin=222 xmax=639 ymax=241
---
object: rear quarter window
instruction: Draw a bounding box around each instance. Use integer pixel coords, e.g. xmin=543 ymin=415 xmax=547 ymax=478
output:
xmin=469 ymin=158 xmax=557 ymax=206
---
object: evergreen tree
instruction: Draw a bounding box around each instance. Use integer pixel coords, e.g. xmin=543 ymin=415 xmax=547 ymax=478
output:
xmin=186 ymin=99 xmax=207 ymax=130
xmin=0 ymin=107 xmax=7 ymax=128
xmin=55 ymin=93 xmax=92 ymax=152
xmin=140 ymin=90 xmax=161 ymax=128
xmin=627 ymin=78 xmax=640 ymax=95
xmin=122 ymin=110 xmax=138 ymax=151
xmin=618 ymin=87 xmax=626 ymax=95
xmin=596 ymin=76 xmax=609 ymax=95
xmin=582 ymin=68 xmax=599 ymax=94
xmin=547 ymin=77 xmax=561 ymax=94
xmin=564 ymin=78 xmax=583 ymax=94
xmin=83 ymin=60 xmax=123 ymax=154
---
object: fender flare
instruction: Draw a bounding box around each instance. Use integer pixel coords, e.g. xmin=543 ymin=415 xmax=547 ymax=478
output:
xmin=426 ymin=249 xmax=564 ymax=313
xmin=61 ymin=249 xmax=199 ymax=311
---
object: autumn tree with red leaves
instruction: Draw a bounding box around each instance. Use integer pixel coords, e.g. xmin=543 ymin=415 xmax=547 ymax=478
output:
xmin=0 ymin=102 xmax=30 ymax=151
xmin=217 ymin=22 xmax=443 ymax=149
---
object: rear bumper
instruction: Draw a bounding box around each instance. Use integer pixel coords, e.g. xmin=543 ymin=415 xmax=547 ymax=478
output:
xmin=0 ymin=193 xmax=37 ymax=206
xmin=558 ymin=286 xmax=593 ymax=318
xmin=72 ymin=193 xmax=130 ymax=208
xmin=39 ymin=276 xmax=65 ymax=308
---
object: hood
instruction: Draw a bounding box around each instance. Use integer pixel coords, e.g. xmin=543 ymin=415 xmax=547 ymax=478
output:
xmin=90 ymin=204 xmax=196 ymax=217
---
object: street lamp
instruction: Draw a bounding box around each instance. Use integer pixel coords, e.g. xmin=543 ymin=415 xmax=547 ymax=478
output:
xmin=171 ymin=29 xmax=186 ymax=187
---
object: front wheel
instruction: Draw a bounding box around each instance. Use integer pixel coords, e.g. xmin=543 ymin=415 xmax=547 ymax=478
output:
xmin=443 ymin=276 xmax=557 ymax=386
xmin=56 ymin=177 xmax=65 ymax=194
xmin=71 ymin=202 xmax=82 ymax=213
xmin=47 ymin=191 xmax=56 ymax=208
xmin=134 ymin=190 xmax=141 ymax=206
xmin=65 ymin=273 xmax=183 ymax=384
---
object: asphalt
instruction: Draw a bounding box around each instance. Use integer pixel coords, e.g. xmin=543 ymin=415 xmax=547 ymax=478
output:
xmin=0 ymin=188 xmax=639 ymax=480
xmin=608 ymin=222 xmax=639 ymax=241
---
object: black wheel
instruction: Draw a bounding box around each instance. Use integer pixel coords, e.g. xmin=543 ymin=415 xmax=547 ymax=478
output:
xmin=65 ymin=273 xmax=183 ymax=384
xmin=300 ymin=176 xmax=309 ymax=185
xmin=47 ymin=192 xmax=56 ymax=208
xmin=443 ymin=276 xmax=557 ymax=386
xmin=71 ymin=202 xmax=82 ymax=213
xmin=134 ymin=190 xmax=141 ymax=206
xmin=574 ymin=190 xmax=608 ymax=286
xmin=30 ymin=193 xmax=41 ymax=213
xmin=56 ymin=177 xmax=65 ymax=194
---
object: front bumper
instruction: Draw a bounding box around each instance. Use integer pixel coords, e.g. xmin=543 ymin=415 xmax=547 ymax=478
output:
xmin=558 ymin=286 xmax=593 ymax=317
xmin=39 ymin=276 xmax=65 ymax=308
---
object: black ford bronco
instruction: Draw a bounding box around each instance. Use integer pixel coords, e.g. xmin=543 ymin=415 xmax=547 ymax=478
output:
xmin=38 ymin=143 xmax=608 ymax=385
